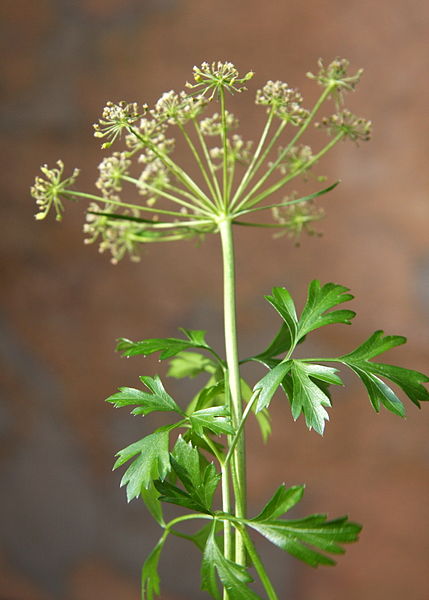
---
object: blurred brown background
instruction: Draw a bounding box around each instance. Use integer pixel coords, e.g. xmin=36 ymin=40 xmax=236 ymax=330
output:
xmin=1 ymin=1 xmax=429 ymax=599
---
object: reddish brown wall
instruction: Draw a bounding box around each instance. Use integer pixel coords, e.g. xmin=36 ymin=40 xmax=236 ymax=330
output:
xmin=1 ymin=1 xmax=429 ymax=599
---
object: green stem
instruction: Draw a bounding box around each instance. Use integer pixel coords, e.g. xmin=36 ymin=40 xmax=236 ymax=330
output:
xmin=128 ymin=126 xmax=213 ymax=211
xmin=238 ymin=525 xmax=279 ymax=600
xmin=193 ymin=118 xmax=223 ymax=208
xmin=219 ymin=217 xmax=246 ymax=566
xmin=178 ymin=122 xmax=219 ymax=205
xmin=219 ymin=89 xmax=229 ymax=209
xmin=121 ymin=175 xmax=214 ymax=216
xmin=232 ymin=181 xmax=339 ymax=219
xmin=62 ymin=190 xmax=189 ymax=219
xmin=243 ymin=132 xmax=344 ymax=210
xmin=230 ymin=109 xmax=278 ymax=208
xmin=235 ymin=86 xmax=333 ymax=211
xmin=224 ymin=391 xmax=259 ymax=466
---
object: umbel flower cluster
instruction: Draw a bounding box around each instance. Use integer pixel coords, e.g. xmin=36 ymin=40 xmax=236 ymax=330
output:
xmin=31 ymin=58 xmax=371 ymax=263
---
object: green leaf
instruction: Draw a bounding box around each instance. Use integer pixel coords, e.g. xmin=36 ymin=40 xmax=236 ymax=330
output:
xmin=114 ymin=427 xmax=173 ymax=502
xmin=253 ymin=361 xmax=293 ymax=412
xmin=106 ymin=375 xmax=182 ymax=416
xmin=247 ymin=513 xmax=361 ymax=567
xmin=189 ymin=405 xmax=234 ymax=436
xmin=290 ymin=361 xmax=340 ymax=434
xmin=254 ymin=322 xmax=294 ymax=360
xmin=339 ymin=330 xmax=429 ymax=415
xmin=254 ymin=484 xmax=305 ymax=522
xmin=297 ymin=280 xmax=355 ymax=339
xmin=141 ymin=537 xmax=165 ymax=600
xmin=155 ymin=436 xmax=220 ymax=513
xmin=264 ymin=281 xmax=354 ymax=350
xmin=192 ymin=380 xmax=226 ymax=412
xmin=167 ymin=351 xmax=216 ymax=379
xmin=116 ymin=328 xmax=215 ymax=360
xmin=201 ymin=525 xmax=261 ymax=600
xmin=265 ymin=288 xmax=299 ymax=347
xmin=340 ymin=329 xmax=406 ymax=362
xmin=182 ymin=429 xmax=225 ymax=458
xmin=140 ymin=481 xmax=164 ymax=526
xmin=154 ymin=479 xmax=208 ymax=513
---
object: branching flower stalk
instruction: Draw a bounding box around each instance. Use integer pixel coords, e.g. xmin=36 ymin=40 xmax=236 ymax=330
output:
xmin=31 ymin=58 xmax=428 ymax=600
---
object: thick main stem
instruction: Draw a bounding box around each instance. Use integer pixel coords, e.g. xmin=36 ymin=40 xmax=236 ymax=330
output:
xmin=219 ymin=217 xmax=247 ymax=567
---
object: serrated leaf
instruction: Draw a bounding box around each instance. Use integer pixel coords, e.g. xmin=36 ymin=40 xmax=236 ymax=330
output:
xmin=193 ymin=380 xmax=226 ymax=412
xmin=340 ymin=330 xmax=406 ymax=362
xmin=297 ymin=280 xmax=355 ymax=339
xmin=254 ymin=323 xmax=294 ymax=360
xmin=156 ymin=436 xmax=220 ymax=513
xmin=182 ymin=429 xmax=225 ymax=457
xmin=254 ymin=484 xmax=305 ymax=522
xmin=173 ymin=436 xmax=220 ymax=510
xmin=348 ymin=366 xmax=405 ymax=416
xmin=154 ymin=479 xmax=208 ymax=513
xmin=290 ymin=361 xmax=333 ymax=434
xmin=114 ymin=427 xmax=172 ymax=502
xmin=187 ymin=521 xmax=223 ymax=552
xmin=247 ymin=512 xmax=361 ymax=567
xmin=106 ymin=375 xmax=181 ymax=416
xmin=253 ymin=361 xmax=293 ymax=412
xmin=140 ymin=480 xmax=164 ymax=526
xmin=116 ymin=328 xmax=214 ymax=360
xmin=265 ymin=288 xmax=298 ymax=346
xmin=339 ymin=330 xmax=429 ymax=415
xmin=189 ymin=406 xmax=234 ymax=436
xmin=167 ymin=351 xmax=215 ymax=379
xmin=264 ymin=281 xmax=355 ymax=350
xmin=141 ymin=537 xmax=165 ymax=600
xmin=201 ymin=526 xmax=261 ymax=600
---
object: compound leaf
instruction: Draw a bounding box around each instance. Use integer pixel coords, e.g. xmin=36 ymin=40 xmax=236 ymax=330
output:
xmin=265 ymin=288 xmax=298 ymax=346
xmin=106 ymin=375 xmax=182 ymax=416
xmin=253 ymin=361 xmax=293 ymax=412
xmin=254 ymin=322 xmax=294 ymax=360
xmin=254 ymin=484 xmax=305 ymax=522
xmin=141 ymin=537 xmax=165 ymax=600
xmin=140 ymin=480 xmax=164 ymax=526
xmin=116 ymin=328 xmax=215 ymax=360
xmin=201 ymin=525 xmax=261 ymax=600
xmin=248 ymin=511 xmax=361 ymax=567
xmin=168 ymin=351 xmax=216 ymax=379
xmin=155 ymin=436 xmax=220 ymax=513
xmin=114 ymin=426 xmax=173 ymax=502
xmin=289 ymin=361 xmax=341 ymax=434
xmin=189 ymin=405 xmax=234 ymax=436
xmin=339 ymin=330 xmax=429 ymax=415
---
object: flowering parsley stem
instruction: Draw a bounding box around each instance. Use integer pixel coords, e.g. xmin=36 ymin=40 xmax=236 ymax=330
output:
xmin=219 ymin=217 xmax=247 ymax=566
xmin=243 ymin=131 xmax=344 ymax=210
xmin=235 ymin=86 xmax=333 ymax=211
xmin=219 ymin=88 xmax=230 ymax=209
xmin=121 ymin=175 xmax=213 ymax=216
xmin=230 ymin=108 xmax=276 ymax=208
xmin=193 ymin=119 xmax=223 ymax=208
xmin=128 ymin=126 xmax=214 ymax=211
xmin=178 ymin=123 xmax=219 ymax=206
xmin=234 ymin=119 xmax=288 ymax=211
xmin=232 ymin=181 xmax=339 ymax=219
xmin=226 ymin=159 xmax=236 ymax=202
xmin=62 ymin=190 xmax=189 ymax=219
